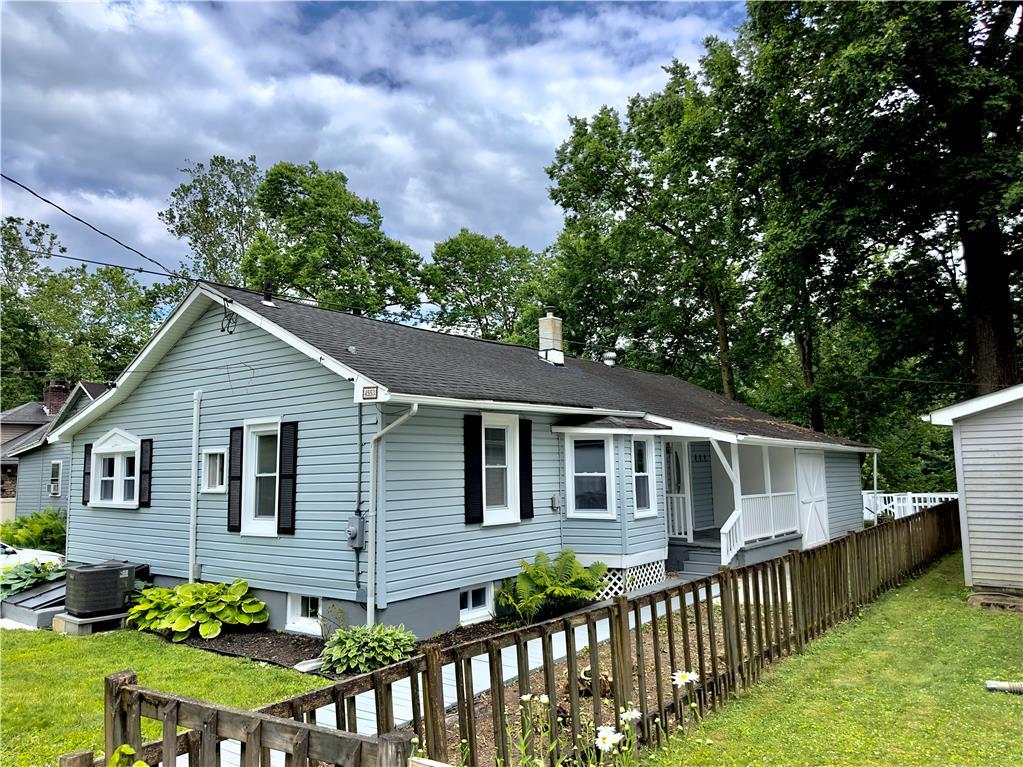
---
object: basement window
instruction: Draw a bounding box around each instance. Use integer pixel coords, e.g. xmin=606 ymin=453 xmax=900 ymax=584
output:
xmin=459 ymin=584 xmax=493 ymax=625
xmin=286 ymin=594 xmax=321 ymax=636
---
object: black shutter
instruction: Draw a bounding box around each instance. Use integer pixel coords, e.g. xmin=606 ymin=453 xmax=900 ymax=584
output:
xmin=139 ymin=439 xmax=153 ymax=507
xmin=464 ymin=414 xmax=483 ymax=524
xmin=82 ymin=443 xmax=92 ymax=505
xmin=227 ymin=426 xmax=243 ymax=532
xmin=277 ymin=421 xmax=298 ymax=535
xmin=519 ymin=419 xmax=534 ymax=519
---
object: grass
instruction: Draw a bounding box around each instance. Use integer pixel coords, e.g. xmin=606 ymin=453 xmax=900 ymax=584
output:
xmin=644 ymin=552 xmax=1023 ymax=767
xmin=0 ymin=629 xmax=323 ymax=767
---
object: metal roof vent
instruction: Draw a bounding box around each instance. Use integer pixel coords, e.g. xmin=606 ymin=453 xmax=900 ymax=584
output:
xmin=601 ymin=351 xmax=618 ymax=367
xmin=261 ymin=278 xmax=276 ymax=307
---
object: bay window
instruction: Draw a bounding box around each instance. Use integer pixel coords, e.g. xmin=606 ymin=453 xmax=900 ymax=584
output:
xmin=633 ymin=437 xmax=655 ymax=518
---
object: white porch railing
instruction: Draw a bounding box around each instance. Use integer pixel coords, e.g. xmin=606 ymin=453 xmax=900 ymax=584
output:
xmin=862 ymin=492 xmax=957 ymax=520
xmin=666 ymin=493 xmax=691 ymax=541
xmin=740 ymin=492 xmax=799 ymax=542
xmin=720 ymin=508 xmax=744 ymax=566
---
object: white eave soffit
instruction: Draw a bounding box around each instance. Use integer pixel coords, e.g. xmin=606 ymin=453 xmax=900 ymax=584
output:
xmin=925 ymin=383 xmax=1023 ymax=426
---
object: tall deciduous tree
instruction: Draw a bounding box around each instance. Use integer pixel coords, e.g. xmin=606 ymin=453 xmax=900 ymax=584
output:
xmin=241 ymin=162 xmax=421 ymax=315
xmin=547 ymin=58 xmax=756 ymax=398
xmin=159 ymin=155 xmax=269 ymax=290
xmin=743 ymin=0 xmax=1022 ymax=395
xmin=1 ymin=218 xmax=164 ymax=409
xmin=422 ymin=229 xmax=549 ymax=340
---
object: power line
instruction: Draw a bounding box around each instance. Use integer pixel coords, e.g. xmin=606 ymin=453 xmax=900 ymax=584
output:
xmin=1 ymin=173 xmax=175 ymax=273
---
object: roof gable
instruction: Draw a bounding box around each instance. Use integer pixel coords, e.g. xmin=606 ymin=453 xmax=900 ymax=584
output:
xmin=927 ymin=383 xmax=1023 ymax=425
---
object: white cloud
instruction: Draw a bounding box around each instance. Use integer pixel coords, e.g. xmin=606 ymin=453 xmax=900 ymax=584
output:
xmin=1 ymin=1 xmax=741 ymax=275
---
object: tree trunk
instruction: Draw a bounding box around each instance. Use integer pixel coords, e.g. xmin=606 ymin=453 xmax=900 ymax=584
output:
xmin=959 ymin=206 xmax=1020 ymax=394
xmin=794 ymin=322 xmax=824 ymax=433
xmin=708 ymin=283 xmax=737 ymax=400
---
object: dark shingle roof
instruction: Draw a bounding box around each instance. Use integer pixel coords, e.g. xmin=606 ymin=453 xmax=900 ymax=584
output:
xmin=0 ymin=401 xmax=50 ymax=425
xmin=212 ymin=284 xmax=865 ymax=449
xmin=1 ymin=423 xmax=49 ymax=462
xmin=555 ymin=416 xmax=670 ymax=431
xmin=81 ymin=382 xmax=110 ymax=399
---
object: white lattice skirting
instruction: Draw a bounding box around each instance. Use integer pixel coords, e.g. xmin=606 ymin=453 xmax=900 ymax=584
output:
xmin=596 ymin=560 xmax=666 ymax=600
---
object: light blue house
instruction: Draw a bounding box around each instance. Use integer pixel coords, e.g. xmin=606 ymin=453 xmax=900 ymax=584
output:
xmin=50 ymin=284 xmax=874 ymax=636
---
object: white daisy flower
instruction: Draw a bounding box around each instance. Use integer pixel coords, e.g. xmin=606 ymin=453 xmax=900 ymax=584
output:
xmin=520 ymin=693 xmax=533 ymax=703
xmin=594 ymin=725 xmax=624 ymax=753
xmin=671 ymin=670 xmax=700 ymax=688
xmin=538 ymin=693 xmax=550 ymax=705
xmin=620 ymin=707 xmax=642 ymax=723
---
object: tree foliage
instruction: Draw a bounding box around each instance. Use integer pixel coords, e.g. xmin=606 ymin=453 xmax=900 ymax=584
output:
xmin=241 ymin=161 xmax=421 ymax=315
xmin=422 ymin=229 xmax=550 ymax=340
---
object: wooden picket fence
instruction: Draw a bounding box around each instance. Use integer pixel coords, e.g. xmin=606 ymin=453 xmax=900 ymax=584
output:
xmin=61 ymin=501 xmax=959 ymax=767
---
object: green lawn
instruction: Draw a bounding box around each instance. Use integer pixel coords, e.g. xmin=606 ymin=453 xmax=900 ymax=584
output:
xmin=644 ymin=553 xmax=1023 ymax=767
xmin=0 ymin=629 xmax=323 ymax=767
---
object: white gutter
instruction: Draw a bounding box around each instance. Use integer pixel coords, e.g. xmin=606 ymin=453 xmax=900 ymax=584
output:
xmin=385 ymin=392 xmax=643 ymax=418
xmin=366 ymin=403 xmax=418 ymax=625
xmin=188 ymin=389 xmax=203 ymax=583
xmin=735 ymin=433 xmax=879 ymax=454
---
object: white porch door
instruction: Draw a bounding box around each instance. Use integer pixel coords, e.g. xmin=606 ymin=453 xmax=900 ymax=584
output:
xmin=797 ymin=451 xmax=829 ymax=548
xmin=665 ymin=442 xmax=692 ymax=541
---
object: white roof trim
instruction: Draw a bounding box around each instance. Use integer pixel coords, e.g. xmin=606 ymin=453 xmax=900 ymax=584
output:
xmin=551 ymin=425 xmax=670 ymax=436
xmin=644 ymin=415 xmax=738 ymax=443
xmin=385 ymin=392 xmax=644 ymax=418
xmin=49 ymin=285 xmax=388 ymax=443
xmin=735 ymin=433 xmax=876 ymax=454
xmin=925 ymin=383 xmax=1023 ymax=426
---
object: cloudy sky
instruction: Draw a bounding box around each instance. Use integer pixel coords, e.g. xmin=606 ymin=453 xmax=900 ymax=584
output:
xmin=2 ymin=1 xmax=742 ymax=276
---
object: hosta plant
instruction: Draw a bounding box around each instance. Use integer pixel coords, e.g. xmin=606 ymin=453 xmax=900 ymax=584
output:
xmin=128 ymin=579 xmax=268 ymax=641
xmin=497 ymin=549 xmax=608 ymax=623
xmin=320 ymin=623 xmax=417 ymax=675
xmin=0 ymin=560 xmax=66 ymax=600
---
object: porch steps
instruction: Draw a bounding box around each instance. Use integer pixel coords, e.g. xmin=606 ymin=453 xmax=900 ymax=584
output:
xmin=674 ymin=545 xmax=723 ymax=584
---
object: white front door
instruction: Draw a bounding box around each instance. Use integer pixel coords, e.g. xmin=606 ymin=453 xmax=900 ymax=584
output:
xmin=797 ymin=451 xmax=829 ymax=548
xmin=664 ymin=442 xmax=692 ymax=541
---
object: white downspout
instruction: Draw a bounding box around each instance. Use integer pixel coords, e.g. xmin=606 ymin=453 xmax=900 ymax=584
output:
xmin=366 ymin=403 xmax=418 ymax=626
xmin=188 ymin=389 xmax=203 ymax=583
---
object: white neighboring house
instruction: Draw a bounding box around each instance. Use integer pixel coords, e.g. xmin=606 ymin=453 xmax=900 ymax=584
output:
xmin=927 ymin=384 xmax=1023 ymax=594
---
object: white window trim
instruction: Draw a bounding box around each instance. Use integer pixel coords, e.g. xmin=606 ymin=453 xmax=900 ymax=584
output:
xmin=241 ymin=418 xmax=280 ymax=537
xmin=286 ymin=593 xmax=321 ymax=636
xmin=565 ymin=434 xmax=617 ymax=519
xmin=481 ymin=412 xmax=519 ymax=527
xmin=89 ymin=428 xmax=141 ymax=510
xmin=632 ymin=437 xmax=657 ymax=519
xmin=48 ymin=460 xmax=62 ymax=496
xmin=201 ymin=448 xmax=228 ymax=494
xmin=458 ymin=583 xmax=494 ymax=625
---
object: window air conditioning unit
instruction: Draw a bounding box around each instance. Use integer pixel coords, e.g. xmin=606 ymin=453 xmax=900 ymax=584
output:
xmin=65 ymin=561 xmax=146 ymax=618
xmin=48 ymin=481 xmax=60 ymax=496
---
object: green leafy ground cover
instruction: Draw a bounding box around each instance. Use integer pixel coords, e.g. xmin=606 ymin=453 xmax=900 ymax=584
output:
xmin=0 ymin=629 xmax=322 ymax=767
xmin=644 ymin=553 xmax=1023 ymax=766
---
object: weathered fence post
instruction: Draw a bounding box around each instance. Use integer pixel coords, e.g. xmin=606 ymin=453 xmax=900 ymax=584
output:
xmin=423 ymin=647 xmax=448 ymax=763
xmin=104 ymin=670 xmax=137 ymax=762
xmin=611 ymin=595 xmax=634 ymax=704
xmin=58 ymin=751 xmax=93 ymax=767
xmin=378 ymin=731 xmax=413 ymax=767
xmin=788 ymin=550 xmax=805 ymax=653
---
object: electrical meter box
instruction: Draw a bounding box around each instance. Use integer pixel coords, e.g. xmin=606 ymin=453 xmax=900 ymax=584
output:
xmin=346 ymin=514 xmax=366 ymax=550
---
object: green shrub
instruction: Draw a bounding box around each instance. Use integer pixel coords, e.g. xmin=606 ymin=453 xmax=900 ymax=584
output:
xmin=497 ymin=549 xmax=608 ymax=623
xmin=127 ymin=579 xmax=268 ymax=642
xmin=320 ymin=623 xmax=417 ymax=675
xmin=0 ymin=508 xmax=67 ymax=553
xmin=0 ymin=561 xmax=66 ymax=600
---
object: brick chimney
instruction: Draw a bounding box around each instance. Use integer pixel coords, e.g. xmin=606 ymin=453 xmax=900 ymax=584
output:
xmin=538 ymin=306 xmax=564 ymax=366
xmin=42 ymin=381 xmax=71 ymax=416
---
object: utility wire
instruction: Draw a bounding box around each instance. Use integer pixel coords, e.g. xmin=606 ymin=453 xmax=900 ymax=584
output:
xmin=1 ymin=173 xmax=175 ymax=274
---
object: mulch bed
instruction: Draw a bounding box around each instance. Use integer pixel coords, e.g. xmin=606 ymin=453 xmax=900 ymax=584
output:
xmin=183 ymin=629 xmax=325 ymax=668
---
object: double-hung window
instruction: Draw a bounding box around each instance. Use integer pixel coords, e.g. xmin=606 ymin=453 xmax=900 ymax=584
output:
xmin=566 ymin=435 xmax=615 ymax=518
xmin=90 ymin=428 xmax=141 ymax=509
xmin=632 ymin=438 xmax=656 ymax=518
xmin=242 ymin=420 xmax=280 ymax=535
xmin=48 ymin=460 xmax=62 ymax=496
xmin=201 ymin=449 xmax=227 ymax=493
xmin=481 ymin=413 xmax=518 ymax=526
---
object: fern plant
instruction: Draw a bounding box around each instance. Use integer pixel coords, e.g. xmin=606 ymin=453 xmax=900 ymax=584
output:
xmin=0 ymin=508 xmax=67 ymax=553
xmin=496 ymin=549 xmax=608 ymax=624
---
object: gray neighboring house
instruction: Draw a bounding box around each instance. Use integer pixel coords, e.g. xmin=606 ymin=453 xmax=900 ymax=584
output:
xmin=49 ymin=283 xmax=875 ymax=636
xmin=10 ymin=382 xmax=110 ymax=519
xmin=928 ymin=385 xmax=1023 ymax=594
xmin=1 ymin=386 xmax=67 ymax=522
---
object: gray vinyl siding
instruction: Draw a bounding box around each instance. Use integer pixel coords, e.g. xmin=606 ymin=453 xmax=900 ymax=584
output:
xmin=380 ymin=406 xmax=564 ymax=605
xmin=689 ymin=442 xmax=714 ymax=529
xmin=14 ymin=442 xmax=71 ymax=517
xmin=824 ymin=452 xmax=863 ymax=539
xmin=956 ymin=400 xmax=1023 ymax=590
xmin=623 ymin=436 xmax=667 ymax=555
xmin=65 ymin=306 xmax=373 ymax=600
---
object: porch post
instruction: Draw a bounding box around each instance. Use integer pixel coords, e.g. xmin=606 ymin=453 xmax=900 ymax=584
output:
xmin=872 ymin=453 xmax=879 ymax=521
xmin=730 ymin=442 xmax=742 ymax=531
xmin=762 ymin=445 xmax=774 ymax=534
xmin=680 ymin=440 xmax=694 ymax=542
